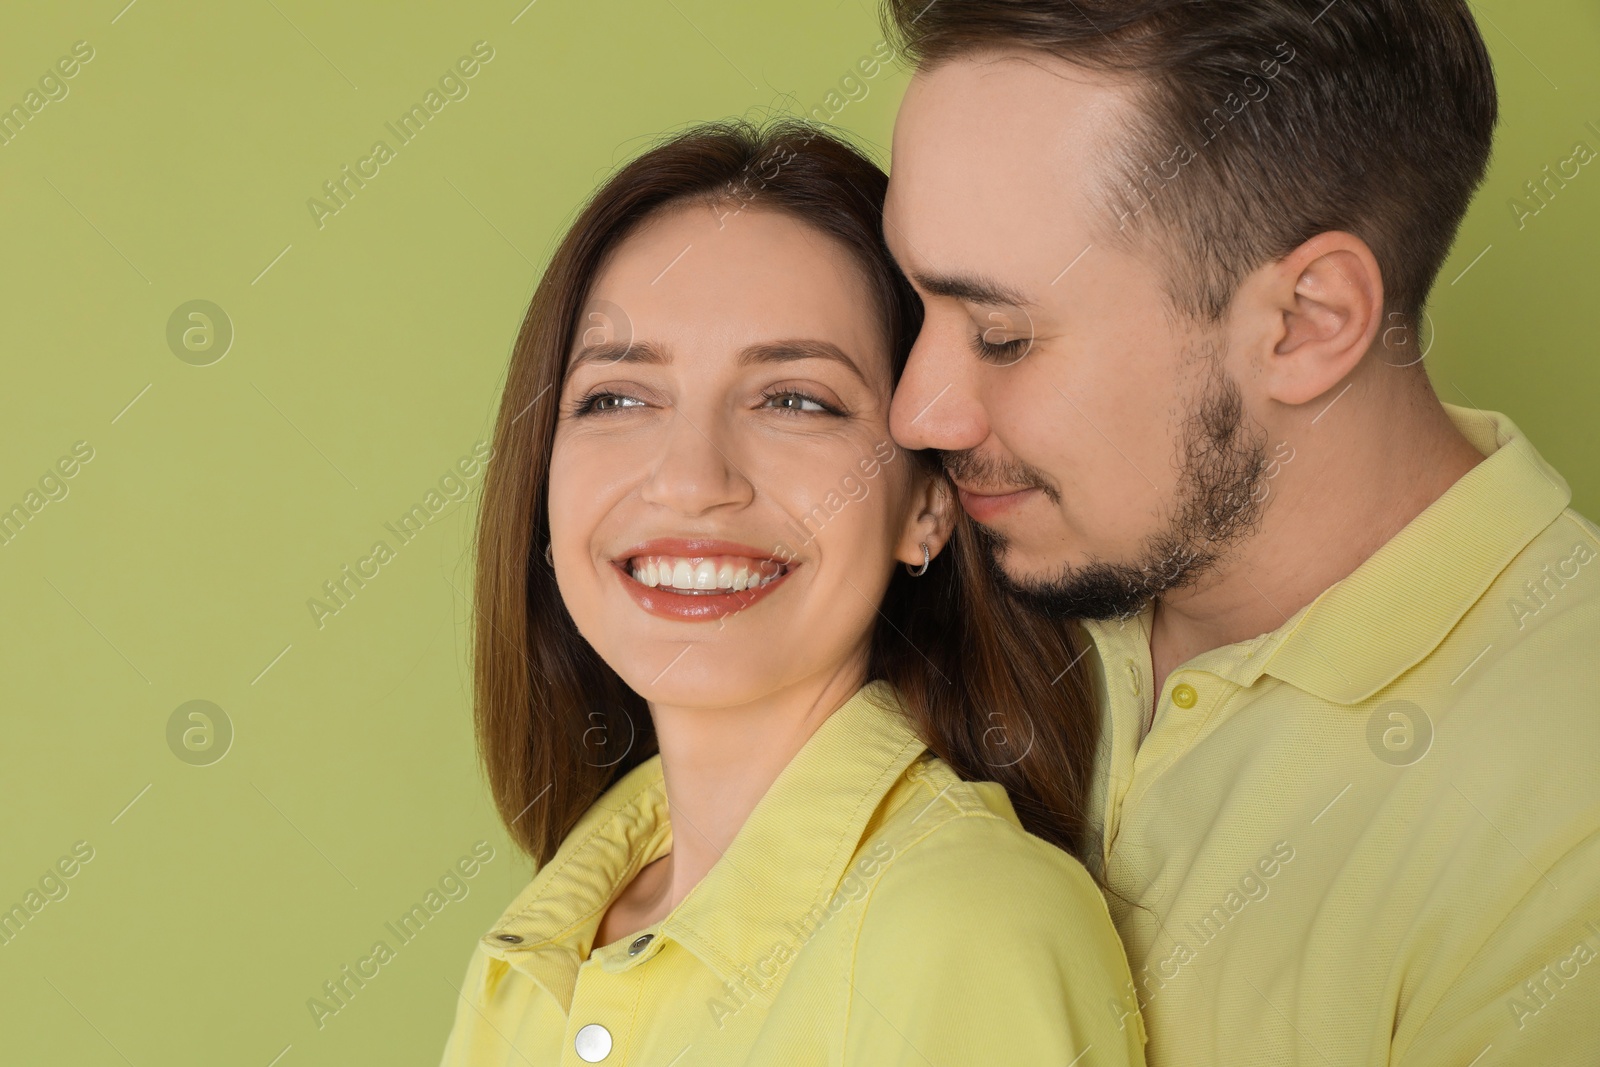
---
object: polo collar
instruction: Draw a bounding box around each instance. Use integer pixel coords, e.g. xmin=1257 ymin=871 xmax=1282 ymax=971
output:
xmin=1261 ymin=404 xmax=1570 ymax=703
xmin=1078 ymin=406 xmax=1571 ymax=706
xmin=478 ymin=680 xmax=927 ymax=1014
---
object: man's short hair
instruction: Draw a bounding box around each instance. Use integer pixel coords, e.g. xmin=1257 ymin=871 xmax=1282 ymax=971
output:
xmin=883 ymin=0 xmax=1499 ymax=324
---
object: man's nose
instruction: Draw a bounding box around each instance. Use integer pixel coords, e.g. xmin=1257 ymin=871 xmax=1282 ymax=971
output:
xmin=889 ymin=321 xmax=990 ymax=454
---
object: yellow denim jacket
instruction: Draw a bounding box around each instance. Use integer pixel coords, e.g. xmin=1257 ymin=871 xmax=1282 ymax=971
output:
xmin=439 ymin=680 xmax=1147 ymax=1065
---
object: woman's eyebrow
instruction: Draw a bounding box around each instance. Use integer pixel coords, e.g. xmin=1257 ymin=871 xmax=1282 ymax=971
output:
xmin=568 ymin=339 xmax=669 ymax=368
xmin=738 ymin=339 xmax=869 ymax=385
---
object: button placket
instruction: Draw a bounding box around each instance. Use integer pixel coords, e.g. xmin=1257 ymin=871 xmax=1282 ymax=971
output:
xmin=1100 ymin=647 xmax=1150 ymax=843
xmin=567 ymin=948 xmax=641 ymax=1065
xmin=1138 ymin=675 xmax=1230 ymax=779
xmin=1130 ymin=673 xmax=1213 ymax=778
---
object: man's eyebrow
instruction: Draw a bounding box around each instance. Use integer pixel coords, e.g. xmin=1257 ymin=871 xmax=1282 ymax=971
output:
xmin=567 ymin=339 xmax=670 ymax=368
xmin=912 ymin=271 xmax=1035 ymax=308
xmin=737 ymin=339 xmax=871 ymax=385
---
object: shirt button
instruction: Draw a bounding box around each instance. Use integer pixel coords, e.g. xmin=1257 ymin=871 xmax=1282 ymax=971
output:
xmin=628 ymin=933 xmax=654 ymax=956
xmin=495 ymin=933 xmax=522 ymax=943
xmin=574 ymin=1023 xmax=612 ymax=1062
xmin=1172 ymin=683 xmax=1198 ymax=709
xmin=1125 ymin=661 xmax=1141 ymax=695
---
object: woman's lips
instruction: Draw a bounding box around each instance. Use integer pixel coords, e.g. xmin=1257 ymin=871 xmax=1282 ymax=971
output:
xmin=610 ymin=539 xmax=793 ymax=622
xmin=956 ymin=485 xmax=1041 ymax=524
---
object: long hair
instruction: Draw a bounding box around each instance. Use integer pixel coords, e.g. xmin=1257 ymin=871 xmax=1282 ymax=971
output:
xmin=472 ymin=118 xmax=1101 ymax=866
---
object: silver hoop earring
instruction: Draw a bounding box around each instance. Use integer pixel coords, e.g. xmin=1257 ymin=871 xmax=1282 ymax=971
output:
xmin=544 ymin=543 xmax=554 ymax=567
xmin=905 ymin=542 xmax=931 ymax=577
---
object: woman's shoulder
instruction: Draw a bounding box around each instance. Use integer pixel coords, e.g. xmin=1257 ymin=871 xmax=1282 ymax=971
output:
xmin=859 ymin=752 xmax=1119 ymax=939
xmin=840 ymin=754 xmax=1148 ymax=1064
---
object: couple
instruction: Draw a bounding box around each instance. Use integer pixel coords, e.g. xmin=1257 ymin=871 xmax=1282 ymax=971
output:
xmin=443 ymin=1 xmax=1600 ymax=1064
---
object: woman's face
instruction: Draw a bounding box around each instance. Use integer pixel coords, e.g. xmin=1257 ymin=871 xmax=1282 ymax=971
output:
xmin=549 ymin=201 xmax=935 ymax=709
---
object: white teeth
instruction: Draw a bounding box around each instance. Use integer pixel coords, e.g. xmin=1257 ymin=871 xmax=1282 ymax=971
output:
xmin=626 ymin=554 xmax=787 ymax=593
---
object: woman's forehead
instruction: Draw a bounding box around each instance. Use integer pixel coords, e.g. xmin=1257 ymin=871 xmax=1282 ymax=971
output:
xmin=575 ymin=204 xmax=892 ymax=383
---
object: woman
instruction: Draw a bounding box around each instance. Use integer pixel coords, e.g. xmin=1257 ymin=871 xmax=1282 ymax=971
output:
xmin=441 ymin=119 xmax=1146 ymax=1066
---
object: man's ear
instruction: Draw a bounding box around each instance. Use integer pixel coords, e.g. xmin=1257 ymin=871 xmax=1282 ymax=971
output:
xmin=897 ymin=469 xmax=957 ymax=568
xmin=1237 ymin=231 xmax=1385 ymax=407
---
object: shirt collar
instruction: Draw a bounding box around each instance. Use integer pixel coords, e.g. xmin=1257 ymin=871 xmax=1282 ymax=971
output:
xmin=1080 ymin=405 xmax=1570 ymax=705
xmin=1263 ymin=404 xmax=1569 ymax=703
xmin=478 ymin=679 xmax=927 ymax=1014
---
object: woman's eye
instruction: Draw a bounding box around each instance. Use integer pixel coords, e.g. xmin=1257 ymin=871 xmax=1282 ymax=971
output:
xmin=761 ymin=390 xmax=839 ymax=415
xmin=574 ymin=392 xmax=645 ymax=415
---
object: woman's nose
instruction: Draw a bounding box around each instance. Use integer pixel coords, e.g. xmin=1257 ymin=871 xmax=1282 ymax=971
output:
xmin=637 ymin=409 xmax=755 ymax=515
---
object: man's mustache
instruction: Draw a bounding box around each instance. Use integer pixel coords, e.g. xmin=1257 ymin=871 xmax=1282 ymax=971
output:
xmin=939 ymin=448 xmax=1060 ymax=504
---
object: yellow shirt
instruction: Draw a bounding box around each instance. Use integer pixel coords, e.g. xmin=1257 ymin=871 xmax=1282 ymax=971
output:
xmin=440 ymin=680 xmax=1148 ymax=1066
xmin=1081 ymin=405 xmax=1600 ymax=1066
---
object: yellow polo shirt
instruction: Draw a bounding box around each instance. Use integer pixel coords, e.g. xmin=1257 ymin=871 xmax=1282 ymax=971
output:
xmin=1081 ymin=404 xmax=1600 ymax=1065
xmin=439 ymin=680 xmax=1147 ymax=1066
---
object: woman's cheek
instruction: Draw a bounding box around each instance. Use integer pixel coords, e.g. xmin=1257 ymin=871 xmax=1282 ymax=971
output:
xmin=547 ymin=439 xmax=616 ymax=567
xmin=789 ymin=467 xmax=901 ymax=573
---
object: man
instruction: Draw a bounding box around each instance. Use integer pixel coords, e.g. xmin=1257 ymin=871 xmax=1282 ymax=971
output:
xmin=881 ymin=1 xmax=1600 ymax=1063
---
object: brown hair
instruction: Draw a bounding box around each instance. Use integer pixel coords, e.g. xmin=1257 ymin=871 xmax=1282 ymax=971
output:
xmin=882 ymin=0 xmax=1498 ymax=325
xmin=472 ymin=119 xmax=1101 ymax=867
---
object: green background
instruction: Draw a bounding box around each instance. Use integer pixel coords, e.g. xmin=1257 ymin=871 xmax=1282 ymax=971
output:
xmin=0 ymin=1 xmax=1593 ymax=1063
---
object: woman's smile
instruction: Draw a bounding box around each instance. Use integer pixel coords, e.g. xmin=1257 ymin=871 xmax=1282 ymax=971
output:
xmin=610 ymin=537 xmax=797 ymax=621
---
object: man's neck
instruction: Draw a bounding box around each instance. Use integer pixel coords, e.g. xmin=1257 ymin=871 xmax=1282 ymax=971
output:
xmin=1147 ymin=372 xmax=1486 ymax=699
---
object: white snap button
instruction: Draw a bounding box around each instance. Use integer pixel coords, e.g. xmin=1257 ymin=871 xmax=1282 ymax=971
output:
xmin=574 ymin=1023 xmax=612 ymax=1062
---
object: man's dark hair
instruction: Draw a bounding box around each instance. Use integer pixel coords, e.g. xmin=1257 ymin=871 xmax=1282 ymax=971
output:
xmin=882 ymin=0 xmax=1499 ymax=326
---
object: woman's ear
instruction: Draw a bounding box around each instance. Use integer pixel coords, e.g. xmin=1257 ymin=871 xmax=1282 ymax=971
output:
xmin=896 ymin=468 xmax=957 ymax=568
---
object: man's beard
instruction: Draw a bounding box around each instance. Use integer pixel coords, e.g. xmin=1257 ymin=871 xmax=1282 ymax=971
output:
xmin=952 ymin=361 xmax=1270 ymax=621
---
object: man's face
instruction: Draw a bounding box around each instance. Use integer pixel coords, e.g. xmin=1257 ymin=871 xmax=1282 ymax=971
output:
xmin=885 ymin=51 xmax=1268 ymax=618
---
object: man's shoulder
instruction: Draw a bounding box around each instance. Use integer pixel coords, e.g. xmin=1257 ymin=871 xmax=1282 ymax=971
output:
xmin=1460 ymin=505 xmax=1600 ymax=689
xmin=1513 ymin=504 xmax=1598 ymax=577
xmin=1405 ymin=504 xmax=1600 ymax=825
xmin=1503 ymin=505 xmax=1600 ymax=588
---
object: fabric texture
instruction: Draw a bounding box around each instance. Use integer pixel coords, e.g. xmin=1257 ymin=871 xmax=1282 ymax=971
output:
xmin=1081 ymin=404 xmax=1600 ymax=1066
xmin=440 ymin=680 xmax=1148 ymax=1066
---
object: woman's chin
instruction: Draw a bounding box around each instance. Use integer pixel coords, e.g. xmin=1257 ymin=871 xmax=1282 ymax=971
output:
xmin=574 ymin=558 xmax=873 ymax=709
xmin=590 ymin=601 xmax=809 ymax=711
xmin=607 ymin=658 xmax=776 ymax=712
